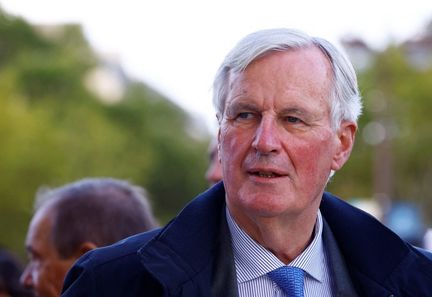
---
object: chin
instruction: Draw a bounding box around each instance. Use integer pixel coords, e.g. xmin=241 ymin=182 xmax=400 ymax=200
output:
xmin=242 ymin=195 xmax=296 ymax=215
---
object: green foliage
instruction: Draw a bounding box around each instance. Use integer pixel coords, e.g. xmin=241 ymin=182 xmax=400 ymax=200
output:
xmin=0 ymin=8 xmax=210 ymax=257
xmin=0 ymin=10 xmax=50 ymax=64
xmin=328 ymin=39 xmax=432 ymax=224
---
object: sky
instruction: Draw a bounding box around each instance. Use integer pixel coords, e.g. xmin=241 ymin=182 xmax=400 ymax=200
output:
xmin=2 ymin=0 xmax=432 ymax=133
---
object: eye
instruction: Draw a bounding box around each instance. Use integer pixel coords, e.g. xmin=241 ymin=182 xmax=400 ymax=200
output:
xmin=237 ymin=112 xmax=255 ymax=120
xmin=285 ymin=116 xmax=302 ymax=123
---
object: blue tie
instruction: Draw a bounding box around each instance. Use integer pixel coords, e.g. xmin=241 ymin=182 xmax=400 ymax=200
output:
xmin=268 ymin=266 xmax=305 ymax=297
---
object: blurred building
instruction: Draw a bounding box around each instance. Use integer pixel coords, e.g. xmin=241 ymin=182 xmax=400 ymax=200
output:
xmin=382 ymin=201 xmax=427 ymax=247
xmin=340 ymin=36 xmax=375 ymax=71
xmin=424 ymin=228 xmax=432 ymax=250
xmin=341 ymin=21 xmax=432 ymax=72
xmin=350 ymin=198 xmax=428 ymax=248
xmin=402 ymin=21 xmax=432 ymax=70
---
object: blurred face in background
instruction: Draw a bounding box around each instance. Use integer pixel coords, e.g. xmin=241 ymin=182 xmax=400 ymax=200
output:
xmin=20 ymin=207 xmax=76 ymax=297
xmin=205 ymin=140 xmax=223 ymax=185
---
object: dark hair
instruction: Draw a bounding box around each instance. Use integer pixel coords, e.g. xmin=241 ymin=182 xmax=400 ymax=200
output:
xmin=0 ymin=247 xmax=33 ymax=297
xmin=35 ymin=178 xmax=158 ymax=258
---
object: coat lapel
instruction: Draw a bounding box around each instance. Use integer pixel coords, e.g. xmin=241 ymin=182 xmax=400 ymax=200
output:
xmin=322 ymin=217 xmax=359 ymax=297
xmin=211 ymin=206 xmax=238 ymax=297
xmin=138 ymin=182 xmax=237 ymax=297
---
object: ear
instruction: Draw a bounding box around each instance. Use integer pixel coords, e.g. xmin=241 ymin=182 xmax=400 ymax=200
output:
xmin=75 ymin=241 xmax=98 ymax=257
xmin=331 ymin=120 xmax=357 ymax=171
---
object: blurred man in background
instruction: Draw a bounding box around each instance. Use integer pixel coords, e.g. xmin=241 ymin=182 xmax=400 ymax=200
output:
xmin=205 ymin=138 xmax=223 ymax=185
xmin=20 ymin=177 xmax=157 ymax=297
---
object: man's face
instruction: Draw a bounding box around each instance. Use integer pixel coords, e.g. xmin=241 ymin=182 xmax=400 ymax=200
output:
xmin=21 ymin=208 xmax=76 ymax=297
xmin=219 ymin=47 xmax=355 ymax=231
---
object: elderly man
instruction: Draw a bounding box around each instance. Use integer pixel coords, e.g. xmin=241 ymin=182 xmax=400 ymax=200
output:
xmin=20 ymin=178 xmax=157 ymax=297
xmin=61 ymin=29 xmax=432 ymax=297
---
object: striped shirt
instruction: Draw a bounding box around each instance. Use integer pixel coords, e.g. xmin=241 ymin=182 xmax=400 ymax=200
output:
xmin=226 ymin=208 xmax=334 ymax=297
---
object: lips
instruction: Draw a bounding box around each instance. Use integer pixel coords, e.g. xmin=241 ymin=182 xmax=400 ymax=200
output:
xmin=253 ymin=171 xmax=279 ymax=178
xmin=248 ymin=168 xmax=287 ymax=178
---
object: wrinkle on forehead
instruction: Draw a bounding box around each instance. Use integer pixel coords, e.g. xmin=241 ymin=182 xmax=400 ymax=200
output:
xmin=224 ymin=46 xmax=334 ymax=115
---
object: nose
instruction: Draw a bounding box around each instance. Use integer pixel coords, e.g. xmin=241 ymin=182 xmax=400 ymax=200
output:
xmin=20 ymin=265 xmax=34 ymax=290
xmin=252 ymin=117 xmax=281 ymax=154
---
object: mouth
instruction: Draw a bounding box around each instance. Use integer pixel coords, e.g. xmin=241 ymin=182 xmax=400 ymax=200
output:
xmin=249 ymin=170 xmax=284 ymax=178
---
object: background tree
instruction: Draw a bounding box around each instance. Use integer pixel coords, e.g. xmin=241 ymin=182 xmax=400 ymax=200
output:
xmin=2 ymin=5 xmax=432 ymax=257
xmin=329 ymin=26 xmax=432 ymax=228
xmin=0 ymin=8 xmax=210 ymax=256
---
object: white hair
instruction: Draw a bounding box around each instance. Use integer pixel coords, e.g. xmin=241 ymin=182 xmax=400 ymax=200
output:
xmin=213 ymin=28 xmax=362 ymax=130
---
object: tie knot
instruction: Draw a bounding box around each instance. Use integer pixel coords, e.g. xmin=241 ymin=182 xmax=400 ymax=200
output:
xmin=268 ymin=266 xmax=305 ymax=297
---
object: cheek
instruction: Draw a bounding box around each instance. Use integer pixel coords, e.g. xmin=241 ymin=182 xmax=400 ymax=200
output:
xmin=34 ymin=262 xmax=56 ymax=286
xmin=220 ymin=127 xmax=243 ymax=162
xmin=291 ymin=134 xmax=336 ymax=174
xmin=219 ymin=128 xmax=250 ymax=178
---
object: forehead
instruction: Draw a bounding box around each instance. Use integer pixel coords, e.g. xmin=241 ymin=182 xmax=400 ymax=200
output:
xmin=26 ymin=207 xmax=55 ymax=251
xmin=227 ymin=47 xmax=333 ymax=108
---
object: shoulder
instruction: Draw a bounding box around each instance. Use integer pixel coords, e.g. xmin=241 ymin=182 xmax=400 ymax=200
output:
xmin=83 ymin=227 xmax=160 ymax=266
xmin=62 ymin=184 xmax=228 ymax=297
xmin=320 ymin=192 xmax=408 ymax=253
xmin=62 ymin=228 xmax=162 ymax=296
xmin=321 ymin=192 xmax=432 ymax=295
xmin=320 ymin=192 xmax=386 ymax=231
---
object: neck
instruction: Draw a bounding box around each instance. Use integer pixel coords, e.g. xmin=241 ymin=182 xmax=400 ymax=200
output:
xmin=230 ymin=208 xmax=318 ymax=264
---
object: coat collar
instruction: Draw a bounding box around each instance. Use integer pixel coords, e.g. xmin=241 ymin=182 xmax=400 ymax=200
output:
xmin=138 ymin=185 xmax=432 ymax=296
xmin=137 ymin=182 xmax=229 ymax=296
xmin=320 ymin=192 xmax=408 ymax=282
xmin=320 ymin=192 xmax=432 ymax=296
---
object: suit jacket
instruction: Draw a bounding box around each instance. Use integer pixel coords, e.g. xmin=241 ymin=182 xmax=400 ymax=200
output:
xmin=61 ymin=182 xmax=432 ymax=297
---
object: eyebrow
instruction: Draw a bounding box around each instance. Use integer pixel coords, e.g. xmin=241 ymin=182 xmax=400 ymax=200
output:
xmin=226 ymin=101 xmax=260 ymax=113
xmin=228 ymin=102 xmax=311 ymax=116
xmin=278 ymin=107 xmax=312 ymax=117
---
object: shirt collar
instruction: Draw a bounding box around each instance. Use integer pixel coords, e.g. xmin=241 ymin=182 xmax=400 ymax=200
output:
xmin=226 ymin=207 xmax=325 ymax=283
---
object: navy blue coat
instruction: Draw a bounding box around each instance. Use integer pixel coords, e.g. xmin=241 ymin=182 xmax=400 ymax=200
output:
xmin=62 ymin=182 xmax=432 ymax=297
